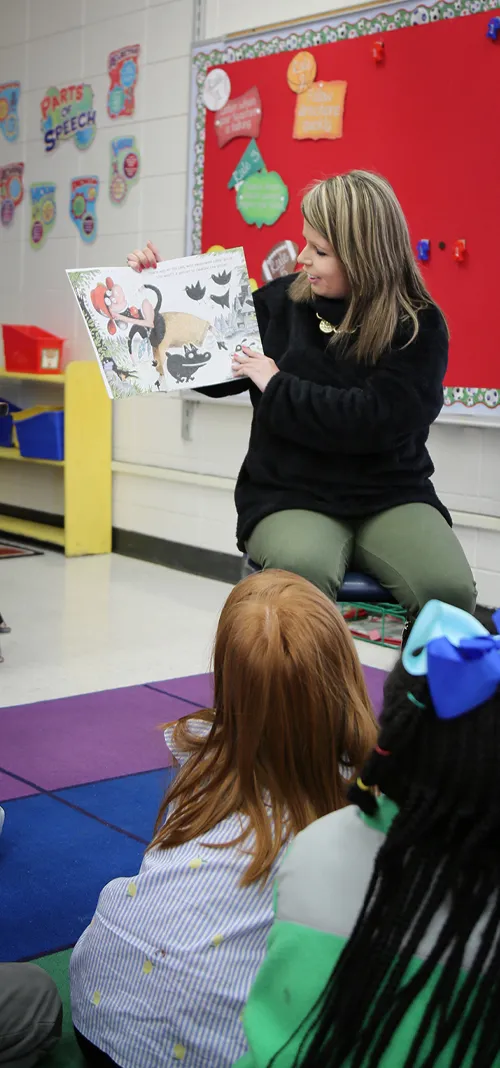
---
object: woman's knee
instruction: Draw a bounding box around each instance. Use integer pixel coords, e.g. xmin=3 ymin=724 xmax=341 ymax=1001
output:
xmin=259 ymin=549 xmax=338 ymax=598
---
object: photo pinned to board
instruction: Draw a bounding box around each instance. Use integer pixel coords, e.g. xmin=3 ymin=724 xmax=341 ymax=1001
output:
xmin=0 ymin=162 xmax=24 ymax=227
xmin=66 ymin=248 xmax=262 ymax=399
xmin=30 ymin=183 xmax=56 ymax=249
xmin=109 ymin=136 xmax=140 ymax=204
xmin=0 ymin=82 xmax=21 ymax=142
xmin=70 ymin=176 xmax=99 ymax=242
xmin=107 ymin=45 xmax=140 ymax=118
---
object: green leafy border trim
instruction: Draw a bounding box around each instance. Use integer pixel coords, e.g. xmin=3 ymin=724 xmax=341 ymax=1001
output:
xmin=191 ymin=0 xmax=500 ymax=408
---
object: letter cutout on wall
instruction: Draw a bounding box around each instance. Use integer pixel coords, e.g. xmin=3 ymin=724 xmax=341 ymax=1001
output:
xmin=40 ymin=84 xmax=96 ymax=152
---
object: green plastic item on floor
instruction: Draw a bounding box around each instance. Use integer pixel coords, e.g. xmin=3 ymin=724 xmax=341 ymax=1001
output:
xmin=30 ymin=948 xmax=83 ymax=1067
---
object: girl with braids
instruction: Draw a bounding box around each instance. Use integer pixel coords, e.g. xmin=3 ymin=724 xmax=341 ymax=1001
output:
xmin=236 ymin=599 xmax=500 ymax=1068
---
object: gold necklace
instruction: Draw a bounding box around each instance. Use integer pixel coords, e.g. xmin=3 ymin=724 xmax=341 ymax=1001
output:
xmin=316 ymin=313 xmax=357 ymax=336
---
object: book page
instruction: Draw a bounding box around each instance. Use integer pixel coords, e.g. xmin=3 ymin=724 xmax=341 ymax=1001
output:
xmin=66 ymin=247 xmax=261 ymax=399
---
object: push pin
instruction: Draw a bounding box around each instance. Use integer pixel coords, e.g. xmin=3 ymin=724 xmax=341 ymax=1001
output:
xmin=453 ymin=239 xmax=466 ymax=263
xmin=487 ymin=16 xmax=500 ymax=39
xmin=416 ymin=239 xmax=430 ymax=263
xmin=372 ymin=40 xmax=385 ymax=62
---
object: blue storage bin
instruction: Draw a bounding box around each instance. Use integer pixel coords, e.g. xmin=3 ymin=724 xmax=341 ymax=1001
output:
xmin=0 ymin=398 xmax=22 ymax=448
xmin=15 ymin=409 xmax=64 ymax=461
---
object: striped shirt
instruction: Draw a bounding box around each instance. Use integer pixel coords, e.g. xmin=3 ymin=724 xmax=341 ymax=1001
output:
xmin=70 ymin=720 xmax=286 ymax=1067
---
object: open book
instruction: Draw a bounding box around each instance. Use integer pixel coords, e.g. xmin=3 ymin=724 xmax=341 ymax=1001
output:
xmin=66 ymin=247 xmax=261 ymax=399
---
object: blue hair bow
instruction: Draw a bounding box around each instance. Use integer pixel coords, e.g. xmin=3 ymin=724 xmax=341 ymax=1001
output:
xmin=402 ymin=600 xmax=500 ymax=720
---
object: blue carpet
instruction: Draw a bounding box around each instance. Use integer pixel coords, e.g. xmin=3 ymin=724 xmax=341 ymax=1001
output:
xmin=0 ymin=792 xmax=145 ymax=960
xmin=55 ymin=767 xmax=177 ymax=841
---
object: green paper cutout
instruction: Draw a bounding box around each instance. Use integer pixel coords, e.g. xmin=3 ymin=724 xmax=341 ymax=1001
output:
xmin=228 ymin=139 xmax=265 ymax=190
xmin=30 ymin=182 xmax=57 ymax=249
xmin=236 ymin=171 xmax=289 ymax=228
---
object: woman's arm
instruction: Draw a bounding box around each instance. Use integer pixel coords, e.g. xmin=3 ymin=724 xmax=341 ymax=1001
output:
xmin=256 ymin=311 xmax=448 ymax=455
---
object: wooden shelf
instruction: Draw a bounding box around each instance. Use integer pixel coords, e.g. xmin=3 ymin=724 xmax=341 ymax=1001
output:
xmin=0 ymin=445 xmax=63 ymax=467
xmin=0 ymin=360 xmax=112 ymax=556
xmin=0 ymin=514 xmax=65 ymax=547
xmin=0 ymin=369 xmax=65 ymax=383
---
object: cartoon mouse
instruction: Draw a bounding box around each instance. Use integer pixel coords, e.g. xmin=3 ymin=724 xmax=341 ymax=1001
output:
xmin=90 ymin=278 xmax=166 ymax=353
xmin=166 ymin=344 xmax=212 ymax=384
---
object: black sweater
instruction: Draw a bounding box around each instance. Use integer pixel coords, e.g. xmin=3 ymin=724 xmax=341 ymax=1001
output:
xmin=200 ymin=275 xmax=451 ymax=552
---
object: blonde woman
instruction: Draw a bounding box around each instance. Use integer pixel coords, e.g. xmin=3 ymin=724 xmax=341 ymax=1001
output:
xmin=128 ymin=171 xmax=475 ymax=622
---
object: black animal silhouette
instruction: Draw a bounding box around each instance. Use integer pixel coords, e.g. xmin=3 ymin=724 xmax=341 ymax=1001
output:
xmin=127 ymin=285 xmax=166 ymax=354
xmin=210 ymin=290 xmax=230 ymax=309
xmin=185 ymin=281 xmax=206 ymax=301
xmin=166 ymin=344 xmax=212 ymax=384
xmin=211 ymin=270 xmax=231 ymax=286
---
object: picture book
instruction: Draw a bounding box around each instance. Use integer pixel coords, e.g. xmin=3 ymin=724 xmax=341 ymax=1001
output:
xmin=66 ymin=247 xmax=261 ymax=398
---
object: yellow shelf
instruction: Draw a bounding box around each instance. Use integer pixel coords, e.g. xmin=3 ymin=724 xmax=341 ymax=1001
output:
xmin=0 ymin=514 xmax=65 ymax=547
xmin=0 ymin=360 xmax=112 ymax=556
xmin=0 ymin=445 xmax=63 ymax=467
xmin=0 ymin=369 xmax=65 ymax=383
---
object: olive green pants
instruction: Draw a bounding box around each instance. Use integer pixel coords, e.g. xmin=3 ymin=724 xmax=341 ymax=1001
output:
xmin=246 ymin=504 xmax=476 ymax=618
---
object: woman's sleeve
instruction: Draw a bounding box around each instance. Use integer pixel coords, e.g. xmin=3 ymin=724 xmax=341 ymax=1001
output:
xmin=257 ymin=310 xmax=448 ymax=455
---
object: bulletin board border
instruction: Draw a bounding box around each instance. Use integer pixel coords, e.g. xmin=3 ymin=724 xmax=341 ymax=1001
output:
xmin=188 ymin=0 xmax=500 ymax=421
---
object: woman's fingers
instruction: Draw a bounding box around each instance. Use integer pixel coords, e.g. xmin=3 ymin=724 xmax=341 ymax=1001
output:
xmin=147 ymin=241 xmax=162 ymax=263
xmin=126 ymin=244 xmax=160 ymax=272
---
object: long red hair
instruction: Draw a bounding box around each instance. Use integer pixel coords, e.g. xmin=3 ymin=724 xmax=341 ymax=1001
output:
xmin=149 ymin=570 xmax=377 ymax=884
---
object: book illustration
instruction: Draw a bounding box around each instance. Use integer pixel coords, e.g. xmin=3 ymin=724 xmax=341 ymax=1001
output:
xmin=66 ymin=248 xmax=261 ymax=398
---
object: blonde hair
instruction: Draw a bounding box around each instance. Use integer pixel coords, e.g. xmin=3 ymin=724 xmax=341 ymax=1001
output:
xmin=149 ymin=569 xmax=377 ymax=885
xmin=290 ymin=170 xmax=445 ymax=362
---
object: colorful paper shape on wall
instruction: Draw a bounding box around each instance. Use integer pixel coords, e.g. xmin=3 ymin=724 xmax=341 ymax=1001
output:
xmin=40 ymin=84 xmax=96 ymax=152
xmin=228 ymin=139 xmax=265 ymax=190
xmin=30 ymin=183 xmax=57 ymax=249
xmin=70 ymin=176 xmax=99 ymax=243
xmin=107 ymin=45 xmax=140 ymax=119
xmin=0 ymin=162 xmax=24 ymax=227
xmin=262 ymin=240 xmax=299 ymax=282
xmin=109 ymin=136 xmax=140 ymax=204
xmin=287 ymin=52 xmax=317 ymax=94
xmin=237 ymin=171 xmax=288 ymax=228
xmin=215 ymin=87 xmax=262 ymax=148
xmin=293 ymin=81 xmax=347 ymax=141
xmin=0 ymin=82 xmax=21 ymax=142
xmin=203 ymin=68 xmax=231 ymax=112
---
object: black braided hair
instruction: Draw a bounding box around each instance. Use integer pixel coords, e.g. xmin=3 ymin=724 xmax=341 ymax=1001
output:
xmin=289 ymin=657 xmax=500 ymax=1068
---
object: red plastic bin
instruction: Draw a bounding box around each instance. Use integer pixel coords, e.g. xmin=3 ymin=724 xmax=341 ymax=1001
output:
xmin=3 ymin=325 xmax=64 ymax=375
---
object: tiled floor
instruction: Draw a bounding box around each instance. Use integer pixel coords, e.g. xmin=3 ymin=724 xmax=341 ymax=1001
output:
xmin=0 ymin=550 xmax=396 ymax=708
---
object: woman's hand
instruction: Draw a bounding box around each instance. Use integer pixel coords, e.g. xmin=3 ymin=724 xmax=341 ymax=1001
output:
xmin=232 ymin=346 xmax=279 ymax=393
xmin=127 ymin=241 xmax=162 ymax=273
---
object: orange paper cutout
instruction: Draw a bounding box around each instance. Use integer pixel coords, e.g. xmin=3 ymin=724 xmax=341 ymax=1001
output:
xmin=287 ymin=51 xmax=317 ymax=94
xmin=293 ymin=80 xmax=347 ymax=141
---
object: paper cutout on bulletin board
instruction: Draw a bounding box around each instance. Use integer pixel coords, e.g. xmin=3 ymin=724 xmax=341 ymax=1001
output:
xmin=108 ymin=45 xmax=140 ymax=119
xmin=237 ymin=171 xmax=288 ymax=228
xmin=228 ymin=139 xmax=265 ymax=189
xmin=287 ymin=52 xmax=317 ymax=94
xmin=40 ymin=84 xmax=96 ymax=152
xmin=0 ymin=82 xmax=20 ymax=142
xmin=203 ymin=68 xmax=231 ymax=112
xmin=262 ymin=240 xmax=298 ymax=282
xmin=30 ymin=183 xmax=57 ymax=249
xmin=109 ymin=136 xmax=140 ymax=204
xmin=215 ymin=87 xmax=262 ymax=148
xmin=0 ymin=162 xmax=24 ymax=227
xmin=293 ymin=81 xmax=347 ymax=141
xmin=70 ymin=176 xmax=99 ymax=243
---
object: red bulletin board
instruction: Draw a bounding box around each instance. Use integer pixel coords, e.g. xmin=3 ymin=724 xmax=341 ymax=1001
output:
xmin=192 ymin=3 xmax=500 ymax=412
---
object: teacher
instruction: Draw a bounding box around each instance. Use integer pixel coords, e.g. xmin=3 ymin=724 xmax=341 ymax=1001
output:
xmin=128 ymin=170 xmax=476 ymax=623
